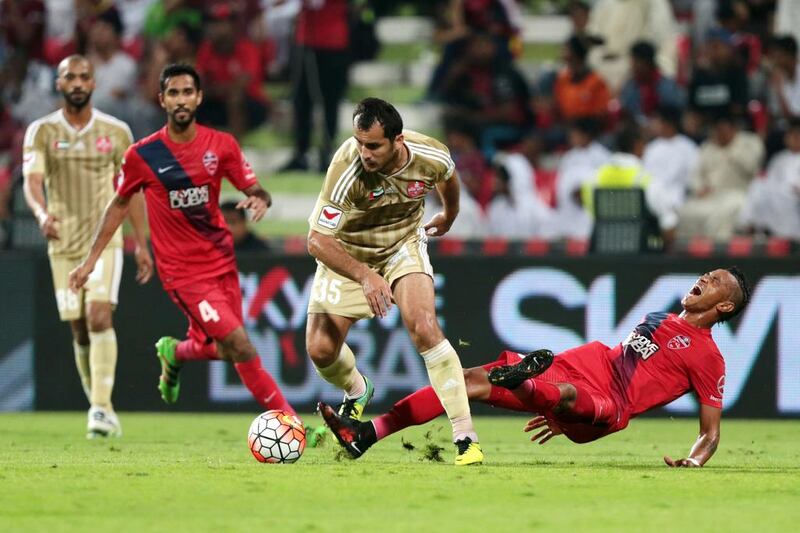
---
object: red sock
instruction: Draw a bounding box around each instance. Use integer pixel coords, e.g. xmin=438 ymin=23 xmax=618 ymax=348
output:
xmin=234 ymin=357 xmax=296 ymax=416
xmin=372 ymin=386 xmax=443 ymax=440
xmin=515 ymin=378 xmax=562 ymax=412
xmin=176 ymin=339 xmax=219 ymax=362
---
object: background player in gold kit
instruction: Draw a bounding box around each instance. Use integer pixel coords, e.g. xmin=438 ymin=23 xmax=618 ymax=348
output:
xmin=22 ymin=55 xmax=152 ymax=438
xmin=306 ymin=97 xmax=483 ymax=465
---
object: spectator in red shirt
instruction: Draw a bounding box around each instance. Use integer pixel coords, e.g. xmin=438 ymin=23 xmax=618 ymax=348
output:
xmin=196 ymin=4 xmax=268 ymax=140
xmin=281 ymin=0 xmax=350 ymax=172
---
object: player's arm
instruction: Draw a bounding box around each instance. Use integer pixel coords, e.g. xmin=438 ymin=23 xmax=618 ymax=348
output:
xmin=127 ymin=192 xmax=154 ymax=284
xmin=423 ymin=172 xmax=460 ymax=237
xmin=68 ymin=192 xmax=133 ymax=291
xmin=237 ymin=183 xmax=272 ymax=222
xmin=22 ymin=170 xmax=59 ymax=240
xmin=664 ymin=403 xmax=721 ymax=468
xmin=307 ymin=229 xmax=393 ymax=318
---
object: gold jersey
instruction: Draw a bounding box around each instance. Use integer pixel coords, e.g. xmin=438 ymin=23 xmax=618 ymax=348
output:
xmin=309 ymin=129 xmax=455 ymax=266
xmin=23 ymin=109 xmax=132 ymax=258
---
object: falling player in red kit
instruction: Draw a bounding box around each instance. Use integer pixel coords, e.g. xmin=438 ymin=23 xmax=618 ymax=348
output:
xmin=320 ymin=267 xmax=750 ymax=467
xmin=69 ymin=64 xmax=295 ymax=416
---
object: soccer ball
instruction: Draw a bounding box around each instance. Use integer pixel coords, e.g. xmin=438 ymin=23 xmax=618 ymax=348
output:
xmin=248 ymin=410 xmax=306 ymax=464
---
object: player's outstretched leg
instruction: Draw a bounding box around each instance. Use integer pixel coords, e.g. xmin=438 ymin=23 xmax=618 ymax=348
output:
xmin=155 ymin=336 xmax=182 ymax=404
xmin=318 ymin=402 xmax=377 ymax=459
xmin=487 ymin=349 xmax=555 ymax=390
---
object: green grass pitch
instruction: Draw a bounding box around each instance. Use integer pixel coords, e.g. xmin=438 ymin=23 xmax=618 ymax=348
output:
xmin=1 ymin=413 xmax=798 ymax=532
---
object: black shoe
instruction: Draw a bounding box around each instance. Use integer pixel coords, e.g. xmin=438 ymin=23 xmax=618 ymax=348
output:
xmin=279 ymin=155 xmax=309 ymax=172
xmin=317 ymin=402 xmax=376 ymax=459
xmin=487 ymin=349 xmax=555 ymax=390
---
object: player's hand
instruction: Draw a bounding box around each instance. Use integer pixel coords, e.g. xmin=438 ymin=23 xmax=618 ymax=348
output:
xmin=361 ymin=270 xmax=393 ymax=318
xmin=423 ymin=212 xmax=455 ymax=237
xmin=237 ymin=192 xmax=271 ymax=222
xmin=523 ymin=415 xmax=563 ymax=445
xmin=663 ymin=456 xmax=702 ymax=468
xmin=134 ymin=245 xmax=154 ymax=284
xmin=68 ymin=262 xmax=94 ymax=293
xmin=37 ymin=213 xmax=60 ymax=240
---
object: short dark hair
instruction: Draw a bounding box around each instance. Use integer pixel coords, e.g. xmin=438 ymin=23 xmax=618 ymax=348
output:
xmin=770 ymin=35 xmax=798 ymax=57
xmin=353 ymin=97 xmax=403 ymax=139
xmin=159 ymin=63 xmax=201 ymax=92
xmin=630 ymin=40 xmax=656 ymax=65
xmin=615 ymin=124 xmax=643 ymax=154
xmin=569 ymin=117 xmax=600 ymax=138
xmin=787 ymin=116 xmax=800 ymax=132
xmin=655 ymin=105 xmax=683 ymax=131
xmin=718 ymin=266 xmax=750 ymax=323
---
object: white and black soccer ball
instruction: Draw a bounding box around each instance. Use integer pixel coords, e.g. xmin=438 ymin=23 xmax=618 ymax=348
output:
xmin=248 ymin=410 xmax=306 ymax=464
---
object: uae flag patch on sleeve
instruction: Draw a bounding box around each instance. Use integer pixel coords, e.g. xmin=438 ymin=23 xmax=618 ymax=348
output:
xmin=317 ymin=205 xmax=343 ymax=229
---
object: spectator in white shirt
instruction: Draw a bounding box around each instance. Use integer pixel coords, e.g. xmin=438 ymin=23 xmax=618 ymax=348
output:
xmin=678 ymin=114 xmax=765 ymax=241
xmin=738 ymin=119 xmax=800 ymax=240
xmin=643 ymin=105 xmax=698 ymax=232
xmin=551 ymin=118 xmax=610 ymax=239
xmin=765 ymin=35 xmax=800 ymax=156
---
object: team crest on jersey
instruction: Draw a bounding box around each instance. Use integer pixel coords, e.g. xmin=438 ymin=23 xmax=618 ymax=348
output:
xmin=317 ymin=205 xmax=343 ymax=229
xmin=407 ymin=180 xmax=425 ymax=198
xmin=667 ymin=335 xmax=691 ymax=350
xmin=203 ymin=151 xmax=219 ymax=175
xmin=95 ymin=136 xmax=112 ymax=153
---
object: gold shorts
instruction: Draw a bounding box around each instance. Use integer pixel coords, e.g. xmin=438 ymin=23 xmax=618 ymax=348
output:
xmin=307 ymin=231 xmax=433 ymax=320
xmin=49 ymin=247 xmax=122 ymax=321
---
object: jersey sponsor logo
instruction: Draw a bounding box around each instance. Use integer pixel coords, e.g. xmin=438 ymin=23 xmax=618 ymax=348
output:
xmin=667 ymin=335 xmax=691 ymax=350
xmin=169 ymin=184 xmax=210 ymax=209
xmin=203 ymin=150 xmax=219 ymax=175
xmin=622 ymin=331 xmax=659 ymax=360
xmin=95 ymin=136 xmax=112 ymax=153
xmin=317 ymin=205 xmax=343 ymax=229
xmin=368 ymin=186 xmax=384 ymax=200
xmin=407 ymin=180 xmax=425 ymax=198
xmin=53 ymin=140 xmax=70 ymax=150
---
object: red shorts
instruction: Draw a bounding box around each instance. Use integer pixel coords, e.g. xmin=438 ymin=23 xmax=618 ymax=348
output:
xmin=495 ymin=346 xmax=630 ymax=444
xmin=168 ymin=270 xmax=244 ymax=344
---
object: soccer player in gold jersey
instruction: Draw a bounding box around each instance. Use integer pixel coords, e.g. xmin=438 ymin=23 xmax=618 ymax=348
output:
xmin=22 ymin=55 xmax=152 ymax=438
xmin=307 ymin=97 xmax=482 ymax=465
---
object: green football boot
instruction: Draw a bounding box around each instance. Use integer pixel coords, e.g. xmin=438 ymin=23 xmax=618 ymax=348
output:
xmin=337 ymin=375 xmax=375 ymax=421
xmin=155 ymin=336 xmax=181 ymax=404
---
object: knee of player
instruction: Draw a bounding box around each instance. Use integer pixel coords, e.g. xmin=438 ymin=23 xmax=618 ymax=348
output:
xmin=85 ymin=308 xmax=113 ymax=332
xmin=219 ymin=337 xmax=256 ymax=363
xmin=304 ymin=336 xmax=338 ymax=365
xmin=407 ymin=313 xmax=442 ymax=346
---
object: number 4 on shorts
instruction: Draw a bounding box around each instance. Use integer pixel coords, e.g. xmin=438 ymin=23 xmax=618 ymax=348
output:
xmin=198 ymin=300 xmax=221 ymax=323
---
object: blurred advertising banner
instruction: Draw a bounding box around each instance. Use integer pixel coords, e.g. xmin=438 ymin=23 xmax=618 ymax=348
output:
xmin=25 ymin=253 xmax=798 ymax=417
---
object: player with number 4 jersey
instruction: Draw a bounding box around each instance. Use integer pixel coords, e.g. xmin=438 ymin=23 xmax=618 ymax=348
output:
xmin=68 ymin=64 xmax=297 ymax=418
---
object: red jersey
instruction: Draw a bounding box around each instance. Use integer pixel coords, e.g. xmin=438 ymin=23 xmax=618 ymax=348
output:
xmin=560 ymin=313 xmax=725 ymax=417
xmin=196 ymin=39 xmax=267 ymax=103
xmin=117 ymin=125 xmax=258 ymax=289
xmin=295 ymin=0 xmax=349 ymax=50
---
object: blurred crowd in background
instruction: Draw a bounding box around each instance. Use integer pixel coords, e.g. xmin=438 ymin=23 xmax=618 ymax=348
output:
xmin=2 ymin=0 xmax=800 ymax=250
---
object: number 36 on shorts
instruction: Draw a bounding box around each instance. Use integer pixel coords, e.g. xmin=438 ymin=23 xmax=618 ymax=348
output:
xmin=312 ymin=277 xmax=341 ymax=305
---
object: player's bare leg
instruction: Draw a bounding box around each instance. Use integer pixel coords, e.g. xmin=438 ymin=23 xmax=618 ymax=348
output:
xmin=393 ymin=273 xmax=482 ymax=465
xmin=68 ymin=318 xmax=91 ymax=402
xmin=84 ymin=301 xmax=121 ymax=438
xmin=306 ymin=313 xmax=374 ymax=421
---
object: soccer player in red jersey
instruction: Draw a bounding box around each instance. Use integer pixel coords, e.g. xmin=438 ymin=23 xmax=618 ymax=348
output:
xmin=320 ymin=267 xmax=750 ymax=467
xmin=68 ymin=64 xmax=295 ymax=416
